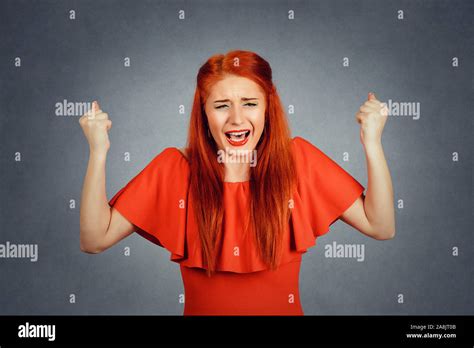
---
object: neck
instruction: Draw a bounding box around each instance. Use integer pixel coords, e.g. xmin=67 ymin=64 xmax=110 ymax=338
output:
xmin=224 ymin=162 xmax=251 ymax=182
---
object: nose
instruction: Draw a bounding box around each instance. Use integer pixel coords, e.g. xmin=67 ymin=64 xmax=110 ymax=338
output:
xmin=228 ymin=106 xmax=244 ymax=126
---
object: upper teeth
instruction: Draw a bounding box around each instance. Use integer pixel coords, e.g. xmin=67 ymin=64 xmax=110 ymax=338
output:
xmin=228 ymin=131 xmax=247 ymax=136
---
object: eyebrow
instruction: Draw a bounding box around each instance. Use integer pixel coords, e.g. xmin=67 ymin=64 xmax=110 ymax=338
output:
xmin=213 ymin=97 xmax=259 ymax=103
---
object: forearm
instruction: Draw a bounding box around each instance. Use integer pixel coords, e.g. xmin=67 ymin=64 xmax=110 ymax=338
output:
xmin=79 ymin=151 xmax=111 ymax=251
xmin=363 ymin=142 xmax=396 ymax=238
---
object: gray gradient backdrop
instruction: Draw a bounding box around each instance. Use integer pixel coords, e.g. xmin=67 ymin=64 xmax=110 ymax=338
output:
xmin=0 ymin=0 xmax=472 ymax=315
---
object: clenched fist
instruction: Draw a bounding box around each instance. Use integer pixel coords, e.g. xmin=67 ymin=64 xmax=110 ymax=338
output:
xmin=355 ymin=92 xmax=389 ymax=147
xmin=79 ymin=101 xmax=112 ymax=154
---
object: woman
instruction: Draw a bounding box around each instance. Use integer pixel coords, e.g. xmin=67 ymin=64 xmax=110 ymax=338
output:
xmin=78 ymin=50 xmax=395 ymax=315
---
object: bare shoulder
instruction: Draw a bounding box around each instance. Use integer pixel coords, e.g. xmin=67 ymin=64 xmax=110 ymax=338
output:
xmin=177 ymin=147 xmax=189 ymax=160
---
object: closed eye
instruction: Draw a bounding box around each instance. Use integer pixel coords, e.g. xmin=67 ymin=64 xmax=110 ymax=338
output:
xmin=216 ymin=103 xmax=257 ymax=109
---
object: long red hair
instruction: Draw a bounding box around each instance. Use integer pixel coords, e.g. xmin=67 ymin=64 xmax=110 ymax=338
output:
xmin=186 ymin=50 xmax=296 ymax=277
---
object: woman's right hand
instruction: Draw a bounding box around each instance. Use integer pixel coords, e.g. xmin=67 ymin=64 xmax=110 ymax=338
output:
xmin=79 ymin=101 xmax=112 ymax=154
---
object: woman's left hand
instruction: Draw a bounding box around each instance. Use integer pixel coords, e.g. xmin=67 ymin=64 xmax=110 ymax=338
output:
xmin=355 ymin=92 xmax=389 ymax=147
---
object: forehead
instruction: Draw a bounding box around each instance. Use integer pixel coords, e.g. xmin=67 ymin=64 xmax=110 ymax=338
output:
xmin=208 ymin=75 xmax=264 ymax=98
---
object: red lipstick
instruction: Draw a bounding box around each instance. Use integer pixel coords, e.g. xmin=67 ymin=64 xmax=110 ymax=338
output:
xmin=224 ymin=129 xmax=251 ymax=147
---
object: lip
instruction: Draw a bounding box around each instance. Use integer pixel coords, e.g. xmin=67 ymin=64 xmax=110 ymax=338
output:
xmin=224 ymin=129 xmax=251 ymax=147
xmin=225 ymin=129 xmax=251 ymax=135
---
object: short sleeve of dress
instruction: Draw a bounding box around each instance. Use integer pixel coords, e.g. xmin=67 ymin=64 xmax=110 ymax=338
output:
xmin=108 ymin=148 xmax=189 ymax=261
xmin=292 ymin=136 xmax=366 ymax=238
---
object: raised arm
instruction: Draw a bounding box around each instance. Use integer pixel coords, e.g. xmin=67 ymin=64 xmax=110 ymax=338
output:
xmin=340 ymin=92 xmax=396 ymax=240
xmin=78 ymin=101 xmax=134 ymax=253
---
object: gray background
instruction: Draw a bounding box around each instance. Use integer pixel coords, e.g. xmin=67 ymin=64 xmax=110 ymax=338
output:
xmin=0 ymin=0 xmax=472 ymax=315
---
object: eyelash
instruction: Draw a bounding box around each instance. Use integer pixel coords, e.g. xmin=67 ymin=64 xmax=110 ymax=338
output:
xmin=216 ymin=103 xmax=257 ymax=109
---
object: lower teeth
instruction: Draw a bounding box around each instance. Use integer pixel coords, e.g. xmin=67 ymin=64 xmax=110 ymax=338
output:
xmin=230 ymin=132 xmax=249 ymax=140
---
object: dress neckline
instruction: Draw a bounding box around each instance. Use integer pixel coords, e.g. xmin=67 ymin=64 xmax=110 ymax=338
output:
xmin=172 ymin=147 xmax=251 ymax=184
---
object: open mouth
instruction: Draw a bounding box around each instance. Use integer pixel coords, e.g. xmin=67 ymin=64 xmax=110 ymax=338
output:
xmin=224 ymin=129 xmax=251 ymax=146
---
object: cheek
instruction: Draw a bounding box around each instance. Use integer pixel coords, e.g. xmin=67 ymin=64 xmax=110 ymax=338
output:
xmin=206 ymin=111 xmax=223 ymax=131
xmin=248 ymin=109 xmax=265 ymax=131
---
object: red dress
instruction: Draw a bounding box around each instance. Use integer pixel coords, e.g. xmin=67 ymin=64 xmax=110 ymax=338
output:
xmin=108 ymin=136 xmax=365 ymax=315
